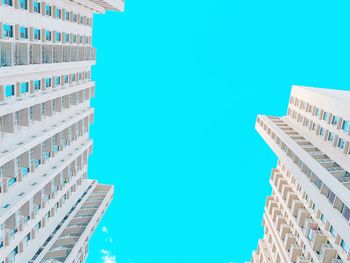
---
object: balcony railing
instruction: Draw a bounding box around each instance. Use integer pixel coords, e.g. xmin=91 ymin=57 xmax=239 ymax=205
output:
xmin=0 ymin=42 xmax=96 ymax=68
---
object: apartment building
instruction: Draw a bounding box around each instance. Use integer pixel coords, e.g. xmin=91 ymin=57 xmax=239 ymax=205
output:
xmin=250 ymin=86 xmax=350 ymax=263
xmin=0 ymin=0 xmax=124 ymax=262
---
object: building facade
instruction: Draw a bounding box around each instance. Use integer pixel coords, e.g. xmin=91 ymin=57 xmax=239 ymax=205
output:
xmin=251 ymin=86 xmax=350 ymax=263
xmin=0 ymin=0 xmax=124 ymax=262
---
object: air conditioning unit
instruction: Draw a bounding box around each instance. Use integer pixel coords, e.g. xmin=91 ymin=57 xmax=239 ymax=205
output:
xmin=319 ymin=243 xmax=337 ymax=263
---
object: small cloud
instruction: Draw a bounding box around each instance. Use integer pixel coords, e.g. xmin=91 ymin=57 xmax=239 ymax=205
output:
xmin=101 ymin=249 xmax=117 ymax=263
xmin=102 ymin=226 xmax=108 ymax=233
xmin=105 ymin=237 xmax=113 ymax=243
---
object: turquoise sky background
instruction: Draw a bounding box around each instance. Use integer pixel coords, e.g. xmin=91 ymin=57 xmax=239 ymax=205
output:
xmin=87 ymin=1 xmax=350 ymax=263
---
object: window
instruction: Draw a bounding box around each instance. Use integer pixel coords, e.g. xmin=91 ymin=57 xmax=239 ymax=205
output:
xmin=329 ymin=226 xmax=337 ymax=238
xmin=34 ymin=80 xmax=41 ymax=91
xmin=45 ymin=30 xmax=51 ymax=41
xmin=80 ymin=16 xmax=84 ymax=24
xmin=64 ymin=75 xmax=69 ymax=85
xmin=41 ymin=103 xmax=45 ymax=116
xmin=307 ymin=228 xmax=314 ymax=241
xmin=15 ymin=111 xmax=19 ymax=126
xmin=3 ymin=24 xmax=13 ymax=38
xmin=2 ymin=0 xmax=12 ymax=6
xmin=342 ymin=120 xmax=350 ymax=133
xmin=64 ymin=33 xmax=69 ymax=43
xmin=64 ymin=10 xmax=70 ymax=21
xmin=338 ymin=138 xmax=345 ymax=150
xmin=33 ymin=1 xmax=40 ymax=13
xmin=34 ymin=28 xmax=41 ymax=41
xmin=340 ymin=239 xmax=349 ymax=254
xmin=23 ymin=233 xmax=30 ymax=247
xmin=19 ymin=0 xmax=27 ymax=9
xmin=52 ymin=100 xmax=56 ymax=112
xmin=312 ymin=122 xmax=316 ymax=131
xmin=35 ymin=221 xmax=41 ymax=231
xmin=72 ymin=34 xmax=77 ymax=43
xmin=332 ymin=116 xmax=339 ymax=126
xmin=315 ymin=178 xmax=322 ymax=190
xmin=8 ymin=177 xmax=16 ymax=187
xmin=315 ymin=108 xmax=321 ymax=117
xmin=45 ymin=4 xmax=51 ymax=16
xmin=327 ymin=190 xmax=335 ymax=204
xmin=71 ymin=74 xmax=76 ymax=82
xmin=45 ymin=78 xmax=51 ymax=88
xmin=54 ymin=76 xmax=60 ymax=86
xmin=19 ymin=26 xmax=28 ymax=39
xmin=29 ymin=106 xmax=33 ymax=121
xmin=327 ymin=132 xmax=334 ymax=142
xmin=9 ymin=246 xmax=18 ymax=263
xmin=55 ymin=32 xmax=61 ymax=42
xmin=5 ymin=85 xmax=15 ymax=97
xmin=341 ymin=204 xmax=350 ymax=221
xmin=323 ymin=112 xmax=329 ymax=121
xmin=55 ymin=8 xmax=61 ymax=18
xmin=319 ymin=127 xmax=325 ymax=136
xmin=20 ymin=82 xmax=29 ymax=94
xmin=320 ymin=214 xmax=326 ymax=223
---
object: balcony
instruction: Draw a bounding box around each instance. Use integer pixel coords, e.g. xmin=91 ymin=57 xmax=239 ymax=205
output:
xmin=267 ymin=199 xmax=278 ymax=215
xmin=44 ymin=245 xmax=72 ymax=261
xmin=0 ymin=42 xmax=96 ymax=75
xmin=290 ymin=244 xmax=303 ymax=262
xmin=319 ymin=243 xmax=337 ymax=263
xmin=309 ymin=229 xmax=327 ymax=252
xmin=271 ymin=207 xmax=282 ymax=222
xmin=286 ymin=191 xmax=298 ymax=208
xmin=277 ymin=177 xmax=288 ymax=193
xmin=291 ymin=199 xmax=304 ymax=217
xmin=284 ymin=233 xmax=297 ymax=252
xmin=276 ymin=215 xmax=286 ymax=231
xmin=281 ymin=184 xmax=292 ymax=200
xmin=279 ymin=224 xmax=291 ymax=241
xmin=296 ymin=256 xmax=311 ymax=263
xmin=303 ymin=218 xmax=318 ymax=235
xmin=296 ymin=209 xmax=310 ymax=227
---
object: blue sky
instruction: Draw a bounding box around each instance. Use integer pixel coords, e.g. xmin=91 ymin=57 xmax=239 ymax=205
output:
xmin=87 ymin=1 xmax=350 ymax=262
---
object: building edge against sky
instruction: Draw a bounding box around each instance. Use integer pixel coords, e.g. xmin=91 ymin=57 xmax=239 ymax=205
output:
xmin=0 ymin=0 xmax=124 ymax=262
xmin=249 ymin=86 xmax=350 ymax=263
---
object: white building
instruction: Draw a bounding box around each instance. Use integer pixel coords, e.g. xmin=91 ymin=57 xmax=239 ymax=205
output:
xmin=251 ymin=86 xmax=350 ymax=263
xmin=0 ymin=0 xmax=124 ymax=261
